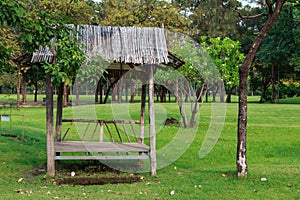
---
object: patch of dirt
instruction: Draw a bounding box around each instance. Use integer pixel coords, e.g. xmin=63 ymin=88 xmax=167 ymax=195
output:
xmin=55 ymin=176 xmax=143 ymax=186
xmin=0 ymin=134 xmax=19 ymax=141
xmin=54 ymin=161 xmax=144 ymax=186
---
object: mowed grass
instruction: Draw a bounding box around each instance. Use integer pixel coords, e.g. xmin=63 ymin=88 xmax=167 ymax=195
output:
xmin=0 ymin=97 xmax=299 ymax=200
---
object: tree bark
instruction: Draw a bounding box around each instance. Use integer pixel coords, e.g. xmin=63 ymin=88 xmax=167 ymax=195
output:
xmin=22 ymin=71 xmax=26 ymax=104
xmin=271 ymin=61 xmax=275 ymax=104
xmin=56 ymin=83 xmax=64 ymax=142
xmin=16 ymin=68 xmax=21 ymax=108
xmin=130 ymin=83 xmax=135 ymax=103
xmin=226 ymin=86 xmax=236 ymax=103
xmin=237 ymin=0 xmax=286 ymax=177
xmin=34 ymin=83 xmax=38 ymax=102
xmin=46 ymin=74 xmax=55 ymax=176
xmin=63 ymin=83 xmax=68 ymax=107
xmin=95 ymin=79 xmax=100 ymax=103
xmin=75 ymin=78 xmax=79 ymax=105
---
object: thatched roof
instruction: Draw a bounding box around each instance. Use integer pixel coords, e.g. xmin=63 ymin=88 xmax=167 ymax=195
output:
xmin=31 ymin=25 xmax=169 ymax=65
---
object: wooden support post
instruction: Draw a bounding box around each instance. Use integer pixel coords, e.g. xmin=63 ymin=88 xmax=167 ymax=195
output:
xmin=148 ymin=66 xmax=156 ymax=176
xmin=140 ymin=84 xmax=146 ymax=144
xmin=99 ymin=121 xmax=104 ymax=142
xmin=46 ymin=74 xmax=55 ymax=176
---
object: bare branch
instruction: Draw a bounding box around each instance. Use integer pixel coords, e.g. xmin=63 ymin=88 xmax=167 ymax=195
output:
xmin=235 ymin=9 xmax=267 ymax=19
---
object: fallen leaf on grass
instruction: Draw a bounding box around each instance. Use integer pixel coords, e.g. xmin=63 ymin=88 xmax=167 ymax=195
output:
xmin=17 ymin=178 xmax=24 ymax=183
xmin=170 ymin=190 xmax=175 ymax=196
xmin=260 ymin=177 xmax=267 ymax=182
xmin=221 ymin=174 xmax=227 ymax=177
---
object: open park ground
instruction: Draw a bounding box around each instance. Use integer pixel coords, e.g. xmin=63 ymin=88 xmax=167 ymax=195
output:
xmin=0 ymin=95 xmax=299 ymax=199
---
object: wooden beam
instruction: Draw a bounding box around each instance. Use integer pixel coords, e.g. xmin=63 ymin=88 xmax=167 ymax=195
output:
xmin=148 ymin=66 xmax=156 ymax=176
xmin=46 ymin=74 xmax=55 ymax=176
xmin=140 ymin=84 xmax=146 ymax=144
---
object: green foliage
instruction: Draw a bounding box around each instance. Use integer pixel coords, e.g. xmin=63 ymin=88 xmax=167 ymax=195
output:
xmin=100 ymin=0 xmax=190 ymax=31
xmin=200 ymin=36 xmax=245 ymax=89
xmin=42 ymin=27 xmax=86 ymax=85
xmin=189 ymin=0 xmax=242 ymax=39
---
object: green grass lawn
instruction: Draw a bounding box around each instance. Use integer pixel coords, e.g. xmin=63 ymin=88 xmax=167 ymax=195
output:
xmin=0 ymin=98 xmax=299 ymax=199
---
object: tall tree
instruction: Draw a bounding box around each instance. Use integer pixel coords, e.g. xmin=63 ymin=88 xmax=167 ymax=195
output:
xmin=100 ymin=0 xmax=190 ymax=31
xmin=256 ymin=3 xmax=296 ymax=103
xmin=200 ymin=36 xmax=245 ymax=103
xmin=189 ymin=0 xmax=242 ymax=40
xmin=236 ymin=0 xmax=286 ymax=177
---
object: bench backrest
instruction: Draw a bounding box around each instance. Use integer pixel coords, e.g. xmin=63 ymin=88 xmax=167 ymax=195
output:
xmin=61 ymin=119 xmax=143 ymax=143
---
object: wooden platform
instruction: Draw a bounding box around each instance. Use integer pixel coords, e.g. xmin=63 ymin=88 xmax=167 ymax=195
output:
xmin=54 ymin=141 xmax=150 ymax=160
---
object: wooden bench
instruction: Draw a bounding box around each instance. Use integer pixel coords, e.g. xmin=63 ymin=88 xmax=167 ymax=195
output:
xmin=54 ymin=119 xmax=149 ymax=161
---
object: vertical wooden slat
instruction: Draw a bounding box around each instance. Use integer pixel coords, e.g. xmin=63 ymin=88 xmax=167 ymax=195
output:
xmin=81 ymin=122 xmax=90 ymax=140
xmin=148 ymin=66 xmax=156 ymax=176
xmin=121 ymin=124 xmax=131 ymax=142
xmin=99 ymin=120 xmax=104 ymax=142
xmin=114 ymin=122 xmax=123 ymax=143
xmin=131 ymin=124 xmax=138 ymax=142
xmin=140 ymin=84 xmax=146 ymax=144
xmin=46 ymin=74 xmax=55 ymax=176
xmin=104 ymin=122 xmax=115 ymax=143
xmin=90 ymin=122 xmax=99 ymax=141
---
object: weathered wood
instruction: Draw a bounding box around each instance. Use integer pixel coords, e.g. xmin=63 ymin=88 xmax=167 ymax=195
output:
xmin=55 ymin=155 xmax=149 ymax=160
xmin=148 ymin=66 xmax=156 ymax=176
xmin=62 ymin=119 xmax=140 ymax=124
xmin=99 ymin=121 xmax=104 ymax=142
xmin=56 ymin=83 xmax=64 ymax=142
xmin=46 ymin=74 xmax=55 ymax=176
xmin=140 ymin=84 xmax=146 ymax=144
xmin=54 ymin=142 xmax=149 ymax=153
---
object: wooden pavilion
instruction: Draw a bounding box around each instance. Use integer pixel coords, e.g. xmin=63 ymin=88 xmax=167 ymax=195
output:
xmin=31 ymin=25 xmax=184 ymax=176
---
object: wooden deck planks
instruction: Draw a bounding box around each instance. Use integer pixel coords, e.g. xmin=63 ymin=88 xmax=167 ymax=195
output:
xmin=54 ymin=142 xmax=149 ymax=153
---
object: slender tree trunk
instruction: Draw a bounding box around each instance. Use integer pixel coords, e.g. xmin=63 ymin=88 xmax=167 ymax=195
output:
xmin=237 ymin=0 xmax=286 ymax=177
xmin=75 ymin=78 xmax=79 ymax=105
xmin=45 ymin=74 xmax=55 ymax=176
xmin=63 ymin=83 xmax=68 ymax=107
xmin=130 ymin=83 xmax=135 ymax=103
xmin=56 ymin=83 xmax=64 ymax=142
xmin=125 ymin=82 xmax=128 ymax=103
xmin=271 ymin=62 xmax=275 ymax=104
xmin=220 ymin=80 xmax=225 ymax=103
xmin=226 ymin=86 xmax=236 ymax=103
xmin=34 ymin=83 xmax=38 ymax=102
xmin=175 ymin=78 xmax=179 ymax=103
xmin=259 ymin=80 xmax=270 ymax=103
xmin=95 ymin=79 xmax=100 ymax=103
xmin=16 ymin=68 xmax=21 ymax=108
xmin=22 ymin=72 xmax=26 ymax=104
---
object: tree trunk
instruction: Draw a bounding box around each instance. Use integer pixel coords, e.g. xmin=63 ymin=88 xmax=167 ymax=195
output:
xmin=226 ymin=86 xmax=236 ymax=103
xmin=34 ymin=83 xmax=38 ymax=102
xmin=63 ymin=83 xmax=68 ymax=107
xmin=220 ymin=80 xmax=225 ymax=103
xmin=45 ymin=74 xmax=55 ymax=176
xmin=130 ymin=83 xmax=135 ymax=103
xmin=95 ymin=79 xmax=100 ymax=103
xmin=237 ymin=0 xmax=286 ymax=177
xmin=271 ymin=62 xmax=275 ymax=104
xmin=22 ymin=72 xmax=26 ymax=104
xmin=16 ymin=68 xmax=21 ymax=108
xmin=75 ymin=78 xmax=79 ymax=105
xmin=56 ymin=83 xmax=64 ymax=142
xmin=125 ymin=82 xmax=128 ymax=103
